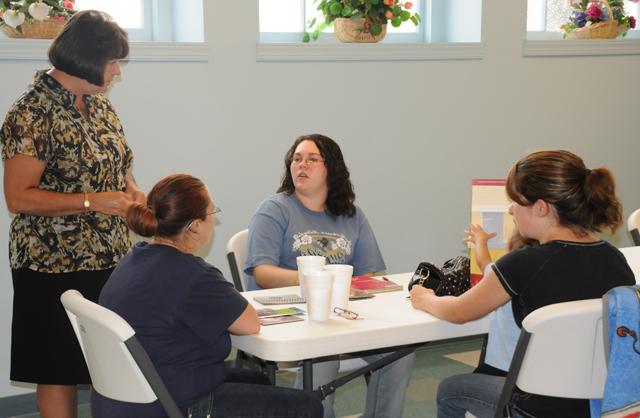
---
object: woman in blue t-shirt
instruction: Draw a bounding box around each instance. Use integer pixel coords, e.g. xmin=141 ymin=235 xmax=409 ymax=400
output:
xmin=245 ymin=134 xmax=414 ymax=418
xmin=410 ymin=150 xmax=635 ymax=418
xmin=94 ymin=173 xmax=322 ymax=418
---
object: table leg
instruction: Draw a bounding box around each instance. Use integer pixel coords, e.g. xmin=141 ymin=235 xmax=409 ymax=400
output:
xmin=265 ymin=361 xmax=277 ymax=385
xmin=302 ymin=359 xmax=313 ymax=391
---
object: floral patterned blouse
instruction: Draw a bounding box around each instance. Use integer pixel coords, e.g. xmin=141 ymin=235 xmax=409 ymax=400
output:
xmin=0 ymin=71 xmax=133 ymax=273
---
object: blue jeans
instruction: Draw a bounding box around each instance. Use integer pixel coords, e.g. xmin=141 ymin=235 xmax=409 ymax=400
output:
xmin=187 ymin=368 xmax=323 ymax=418
xmin=294 ymin=351 xmax=415 ymax=418
xmin=437 ymin=373 xmax=530 ymax=418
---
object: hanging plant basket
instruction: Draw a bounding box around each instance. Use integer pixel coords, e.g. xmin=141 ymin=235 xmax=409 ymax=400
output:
xmin=1 ymin=19 xmax=65 ymax=39
xmin=333 ymin=18 xmax=387 ymax=43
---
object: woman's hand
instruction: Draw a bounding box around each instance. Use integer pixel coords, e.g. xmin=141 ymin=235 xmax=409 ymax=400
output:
xmin=409 ymin=285 xmax=437 ymax=312
xmin=464 ymin=223 xmax=497 ymax=245
xmin=129 ymin=190 xmax=146 ymax=206
xmin=89 ymin=191 xmax=136 ymax=217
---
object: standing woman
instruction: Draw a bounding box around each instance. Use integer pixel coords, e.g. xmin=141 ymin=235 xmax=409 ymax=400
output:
xmin=410 ymin=150 xmax=635 ymax=418
xmin=0 ymin=10 xmax=143 ymax=418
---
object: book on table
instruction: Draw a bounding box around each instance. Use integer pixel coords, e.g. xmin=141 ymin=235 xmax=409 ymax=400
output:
xmin=350 ymin=275 xmax=402 ymax=294
xmin=256 ymin=306 xmax=306 ymax=326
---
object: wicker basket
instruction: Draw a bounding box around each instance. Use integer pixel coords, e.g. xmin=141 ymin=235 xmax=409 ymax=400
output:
xmin=334 ymin=18 xmax=387 ymax=43
xmin=566 ymin=1 xmax=628 ymax=39
xmin=1 ymin=19 xmax=65 ymax=39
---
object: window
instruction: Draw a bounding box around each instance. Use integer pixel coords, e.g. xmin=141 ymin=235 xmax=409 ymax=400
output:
xmin=527 ymin=0 xmax=639 ymax=36
xmin=260 ymin=0 xmax=483 ymax=43
xmin=74 ymin=0 xmax=153 ymax=40
xmin=73 ymin=0 xmax=204 ymax=42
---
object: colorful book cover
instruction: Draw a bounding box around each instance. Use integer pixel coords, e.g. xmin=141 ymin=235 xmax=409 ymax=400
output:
xmin=470 ymin=179 xmax=515 ymax=285
xmin=350 ymin=276 xmax=402 ymax=294
xmin=255 ymin=307 xmax=306 ymax=318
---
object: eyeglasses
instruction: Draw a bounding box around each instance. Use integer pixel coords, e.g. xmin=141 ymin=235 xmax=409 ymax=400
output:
xmin=291 ymin=156 xmax=324 ymax=167
xmin=333 ymin=307 xmax=361 ymax=320
xmin=185 ymin=206 xmax=221 ymax=231
xmin=207 ymin=206 xmax=222 ymax=216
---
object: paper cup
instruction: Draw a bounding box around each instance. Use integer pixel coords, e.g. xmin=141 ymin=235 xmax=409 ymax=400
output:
xmin=324 ymin=264 xmax=354 ymax=311
xmin=303 ymin=270 xmax=334 ymax=321
xmin=296 ymin=256 xmax=326 ymax=296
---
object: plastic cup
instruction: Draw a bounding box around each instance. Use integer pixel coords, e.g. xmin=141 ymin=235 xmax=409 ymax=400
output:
xmin=296 ymin=256 xmax=326 ymax=296
xmin=303 ymin=270 xmax=334 ymax=321
xmin=324 ymin=264 xmax=354 ymax=311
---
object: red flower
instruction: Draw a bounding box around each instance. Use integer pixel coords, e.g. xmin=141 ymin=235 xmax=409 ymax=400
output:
xmin=586 ymin=3 xmax=603 ymax=21
xmin=405 ymin=2 xmax=413 ymax=9
xmin=630 ymin=16 xmax=637 ymax=29
xmin=63 ymin=1 xmax=74 ymax=10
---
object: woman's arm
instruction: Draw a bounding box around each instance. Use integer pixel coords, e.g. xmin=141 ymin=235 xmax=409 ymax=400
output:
xmin=253 ymin=264 xmax=299 ymax=288
xmin=125 ymin=170 xmax=146 ymax=205
xmin=465 ymin=224 xmax=497 ymax=272
xmin=4 ymin=154 xmax=134 ymax=217
xmin=228 ymin=304 xmax=260 ymax=335
xmin=410 ymin=269 xmax=510 ymax=324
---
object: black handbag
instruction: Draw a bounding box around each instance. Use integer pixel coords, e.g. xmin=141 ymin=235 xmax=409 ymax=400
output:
xmin=408 ymin=256 xmax=471 ymax=297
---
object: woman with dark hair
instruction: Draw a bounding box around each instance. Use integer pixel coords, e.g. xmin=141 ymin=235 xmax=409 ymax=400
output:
xmin=0 ymin=10 xmax=142 ymax=418
xmin=244 ymin=134 xmax=414 ymax=418
xmin=94 ymin=173 xmax=323 ymax=418
xmin=411 ymin=150 xmax=635 ymax=418
xmin=246 ymin=133 xmax=375 ymax=289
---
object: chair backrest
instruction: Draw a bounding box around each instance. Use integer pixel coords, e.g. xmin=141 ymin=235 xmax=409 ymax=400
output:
xmin=226 ymin=228 xmax=249 ymax=291
xmin=628 ymin=209 xmax=640 ymax=246
xmin=494 ymin=298 xmax=605 ymax=417
xmin=619 ymin=246 xmax=640 ymax=283
xmin=60 ymin=290 xmax=184 ymax=418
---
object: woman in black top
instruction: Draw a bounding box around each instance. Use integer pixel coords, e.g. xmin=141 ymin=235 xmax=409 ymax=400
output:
xmin=410 ymin=150 xmax=635 ymax=418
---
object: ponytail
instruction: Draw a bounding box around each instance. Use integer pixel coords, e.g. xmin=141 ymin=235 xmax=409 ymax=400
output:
xmin=581 ymin=167 xmax=622 ymax=234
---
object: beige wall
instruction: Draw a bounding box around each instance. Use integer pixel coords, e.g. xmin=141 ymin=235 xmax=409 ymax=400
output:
xmin=0 ymin=0 xmax=638 ymax=398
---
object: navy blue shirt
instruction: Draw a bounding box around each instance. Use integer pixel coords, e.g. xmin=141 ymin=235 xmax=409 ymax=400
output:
xmin=92 ymin=242 xmax=248 ymax=418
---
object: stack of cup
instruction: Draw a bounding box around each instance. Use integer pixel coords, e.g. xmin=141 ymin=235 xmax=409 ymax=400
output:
xmin=324 ymin=264 xmax=354 ymax=311
xmin=296 ymin=256 xmax=326 ymax=298
xmin=303 ymin=270 xmax=335 ymax=321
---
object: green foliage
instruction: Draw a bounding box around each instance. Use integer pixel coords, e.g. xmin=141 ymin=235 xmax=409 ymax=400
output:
xmin=303 ymin=0 xmax=421 ymax=42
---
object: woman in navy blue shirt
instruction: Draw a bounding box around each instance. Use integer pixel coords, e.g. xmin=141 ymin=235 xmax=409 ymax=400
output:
xmin=94 ymin=173 xmax=322 ymax=418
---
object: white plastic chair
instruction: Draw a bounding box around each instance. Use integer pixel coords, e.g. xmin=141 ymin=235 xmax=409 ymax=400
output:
xmin=494 ymin=298 xmax=605 ymax=417
xmin=226 ymin=229 xmax=249 ymax=291
xmin=60 ymin=289 xmax=184 ymax=418
xmin=628 ymin=208 xmax=640 ymax=246
xmin=619 ymin=246 xmax=640 ymax=283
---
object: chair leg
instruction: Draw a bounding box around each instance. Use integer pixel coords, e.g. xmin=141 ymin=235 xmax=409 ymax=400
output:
xmin=235 ymin=349 xmax=246 ymax=369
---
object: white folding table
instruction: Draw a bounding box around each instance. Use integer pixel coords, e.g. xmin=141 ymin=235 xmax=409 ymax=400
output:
xmin=231 ymin=273 xmax=492 ymax=391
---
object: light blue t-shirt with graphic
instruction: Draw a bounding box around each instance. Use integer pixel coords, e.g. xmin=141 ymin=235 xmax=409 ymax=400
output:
xmin=244 ymin=192 xmax=386 ymax=290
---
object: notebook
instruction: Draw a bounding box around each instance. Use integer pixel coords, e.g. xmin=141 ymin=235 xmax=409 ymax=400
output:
xmin=350 ymin=276 xmax=402 ymax=294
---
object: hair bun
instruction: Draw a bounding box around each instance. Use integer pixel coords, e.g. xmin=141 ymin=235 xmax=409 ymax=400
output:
xmin=127 ymin=203 xmax=158 ymax=237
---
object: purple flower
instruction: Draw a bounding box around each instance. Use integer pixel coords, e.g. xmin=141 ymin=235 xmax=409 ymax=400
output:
xmin=572 ymin=11 xmax=588 ymax=27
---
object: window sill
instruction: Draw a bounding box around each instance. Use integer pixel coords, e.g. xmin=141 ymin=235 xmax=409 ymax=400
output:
xmin=0 ymin=39 xmax=210 ymax=62
xmin=523 ymin=35 xmax=640 ymax=57
xmin=256 ymin=42 xmax=485 ymax=62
